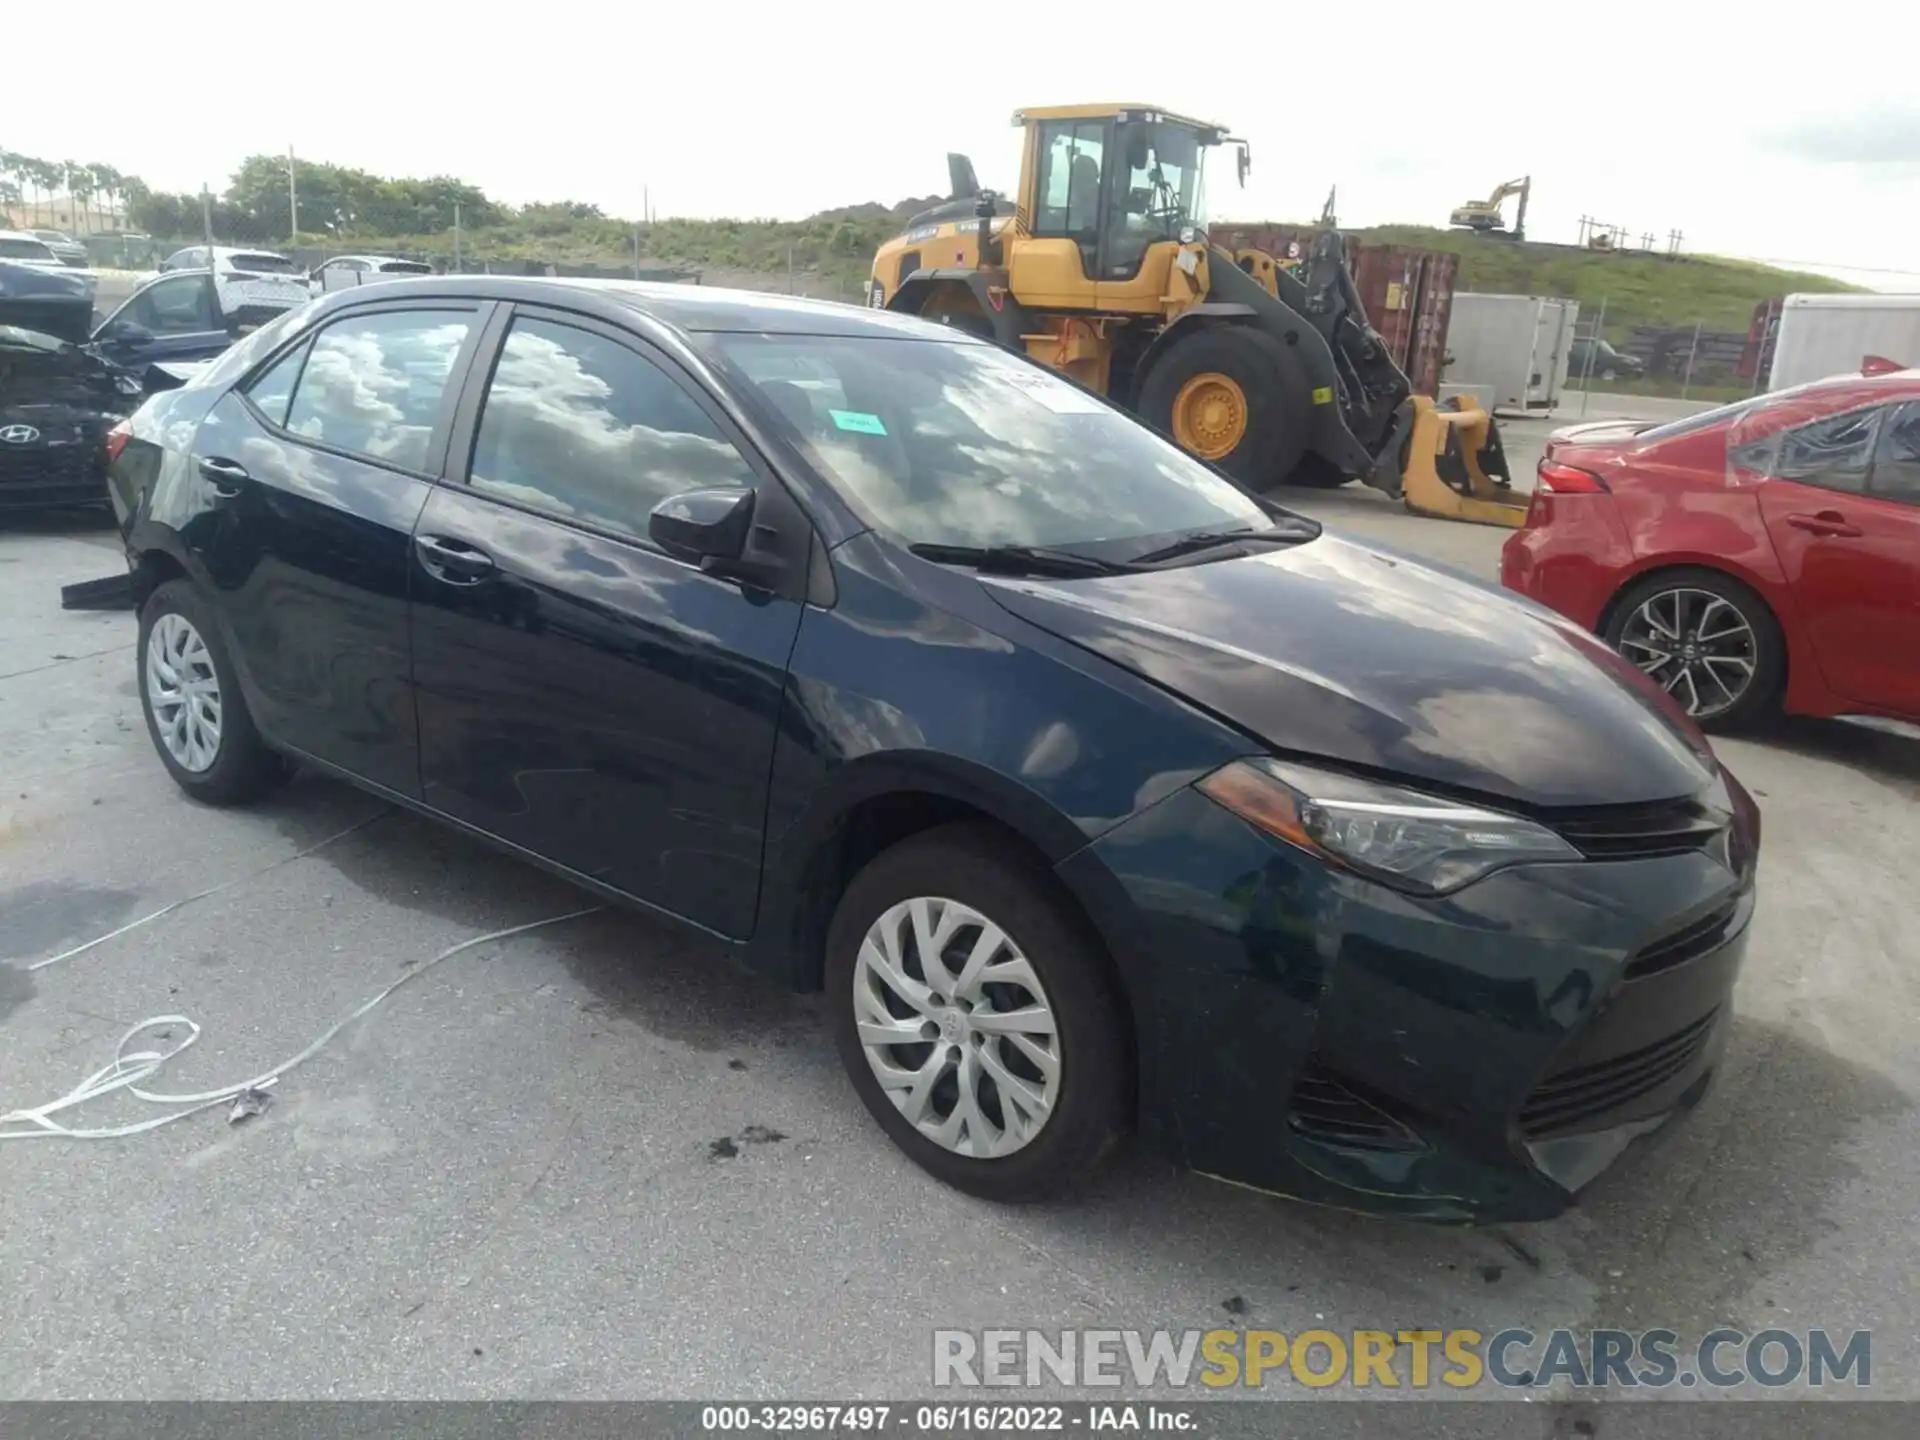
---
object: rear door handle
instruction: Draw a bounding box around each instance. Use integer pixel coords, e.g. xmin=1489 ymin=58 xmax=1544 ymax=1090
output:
xmin=1785 ymin=511 xmax=1863 ymax=539
xmin=414 ymin=533 xmax=496 ymax=583
xmin=196 ymin=455 xmax=249 ymax=498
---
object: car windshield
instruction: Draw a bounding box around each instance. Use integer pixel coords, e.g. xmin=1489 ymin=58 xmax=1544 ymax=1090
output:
xmin=707 ymin=333 xmax=1274 ymax=551
xmin=0 ymin=238 xmax=52 ymax=260
xmin=378 ymin=260 xmax=432 ymax=274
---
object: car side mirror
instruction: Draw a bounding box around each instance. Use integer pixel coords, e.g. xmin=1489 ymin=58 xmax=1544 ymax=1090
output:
xmin=649 ymin=486 xmax=756 ymax=569
xmin=112 ymin=322 xmax=155 ymax=349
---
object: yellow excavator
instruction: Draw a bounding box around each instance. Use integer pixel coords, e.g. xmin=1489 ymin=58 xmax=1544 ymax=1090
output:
xmin=1449 ymin=177 xmax=1531 ymax=239
xmin=869 ymin=103 xmax=1525 ymax=527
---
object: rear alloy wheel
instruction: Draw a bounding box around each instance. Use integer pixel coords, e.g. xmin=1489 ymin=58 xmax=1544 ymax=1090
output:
xmin=1605 ymin=570 xmax=1783 ymax=729
xmin=826 ymin=823 xmax=1130 ymax=1201
xmin=137 ymin=579 xmax=289 ymax=805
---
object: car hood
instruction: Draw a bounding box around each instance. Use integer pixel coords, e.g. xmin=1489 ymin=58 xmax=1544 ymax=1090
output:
xmin=982 ymin=533 xmax=1714 ymax=810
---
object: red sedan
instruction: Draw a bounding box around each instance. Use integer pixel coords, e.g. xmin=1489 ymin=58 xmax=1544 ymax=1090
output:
xmin=1502 ymin=364 xmax=1920 ymax=729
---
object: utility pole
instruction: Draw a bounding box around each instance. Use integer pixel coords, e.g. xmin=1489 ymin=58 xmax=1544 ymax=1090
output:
xmin=288 ymin=145 xmax=299 ymax=246
xmin=1679 ymin=321 xmax=1703 ymax=401
xmin=200 ymin=184 xmax=215 ymax=254
xmin=1578 ymin=295 xmax=1607 ymax=418
xmin=453 ymin=202 xmax=462 ymax=272
xmin=643 ymin=185 xmax=650 ymax=225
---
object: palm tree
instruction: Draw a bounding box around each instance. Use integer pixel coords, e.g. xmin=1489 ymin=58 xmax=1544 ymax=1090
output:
xmin=24 ymin=157 xmax=61 ymax=227
xmin=91 ymin=163 xmax=126 ymax=231
xmin=64 ymin=161 xmax=94 ymax=234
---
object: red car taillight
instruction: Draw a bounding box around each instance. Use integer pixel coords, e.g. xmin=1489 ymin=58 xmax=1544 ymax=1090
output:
xmin=1535 ymin=459 xmax=1608 ymax=494
xmin=104 ymin=420 xmax=132 ymax=465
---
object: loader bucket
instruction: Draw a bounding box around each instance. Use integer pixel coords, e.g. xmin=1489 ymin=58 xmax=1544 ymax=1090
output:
xmin=1398 ymin=396 xmax=1531 ymax=528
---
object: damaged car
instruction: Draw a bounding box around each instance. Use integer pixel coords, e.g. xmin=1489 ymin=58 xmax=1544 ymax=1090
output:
xmin=104 ymin=279 xmax=1760 ymax=1223
xmin=0 ymin=263 xmax=234 ymax=510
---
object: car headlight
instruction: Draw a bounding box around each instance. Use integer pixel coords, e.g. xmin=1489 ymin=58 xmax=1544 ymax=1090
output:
xmin=1197 ymin=757 xmax=1579 ymax=896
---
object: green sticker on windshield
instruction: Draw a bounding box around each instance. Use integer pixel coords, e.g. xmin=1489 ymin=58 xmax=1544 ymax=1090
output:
xmin=829 ymin=409 xmax=887 ymax=435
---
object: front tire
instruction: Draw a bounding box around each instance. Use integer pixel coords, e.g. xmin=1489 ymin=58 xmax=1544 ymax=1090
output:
xmin=1603 ymin=568 xmax=1784 ymax=731
xmin=825 ymin=823 xmax=1131 ymax=1202
xmin=138 ymin=579 xmax=288 ymax=805
xmin=1138 ymin=325 xmax=1309 ymax=488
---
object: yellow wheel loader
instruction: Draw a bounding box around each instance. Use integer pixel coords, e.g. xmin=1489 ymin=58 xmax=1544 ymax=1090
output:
xmin=869 ymin=104 xmax=1527 ymax=527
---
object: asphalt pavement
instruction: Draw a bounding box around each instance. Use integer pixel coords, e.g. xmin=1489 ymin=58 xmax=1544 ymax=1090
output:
xmin=2 ymin=395 xmax=1917 ymax=1411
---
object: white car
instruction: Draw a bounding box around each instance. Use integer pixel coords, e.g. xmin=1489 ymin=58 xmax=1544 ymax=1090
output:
xmin=157 ymin=245 xmax=310 ymax=317
xmin=308 ymin=253 xmax=435 ymax=293
xmin=0 ymin=231 xmax=95 ymax=291
xmin=29 ymin=229 xmax=90 ymax=267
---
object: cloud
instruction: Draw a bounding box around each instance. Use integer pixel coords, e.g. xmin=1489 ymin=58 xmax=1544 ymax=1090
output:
xmin=1760 ymin=102 xmax=1920 ymax=165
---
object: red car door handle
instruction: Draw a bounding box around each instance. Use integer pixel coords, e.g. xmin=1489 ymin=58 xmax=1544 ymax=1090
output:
xmin=1785 ymin=511 xmax=1863 ymax=539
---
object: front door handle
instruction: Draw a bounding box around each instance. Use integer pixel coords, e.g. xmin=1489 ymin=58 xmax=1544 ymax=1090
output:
xmin=415 ymin=533 xmax=496 ymax=583
xmin=196 ymin=455 xmax=249 ymax=498
xmin=1785 ymin=510 xmax=1863 ymax=539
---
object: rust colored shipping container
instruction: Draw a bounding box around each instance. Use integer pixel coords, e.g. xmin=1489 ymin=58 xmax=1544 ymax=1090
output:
xmin=1207 ymin=224 xmax=1459 ymax=397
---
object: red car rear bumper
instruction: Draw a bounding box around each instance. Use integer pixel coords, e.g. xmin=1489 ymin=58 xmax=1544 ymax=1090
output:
xmin=1501 ymin=493 xmax=1636 ymax=630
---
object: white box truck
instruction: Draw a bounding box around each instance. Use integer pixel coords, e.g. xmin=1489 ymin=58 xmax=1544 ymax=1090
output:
xmin=1769 ymin=293 xmax=1920 ymax=390
xmin=1442 ymin=293 xmax=1579 ymax=414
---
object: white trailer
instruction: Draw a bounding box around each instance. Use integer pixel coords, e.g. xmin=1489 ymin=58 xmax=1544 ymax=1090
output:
xmin=1441 ymin=293 xmax=1579 ymax=414
xmin=1769 ymin=293 xmax=1920 ymax=390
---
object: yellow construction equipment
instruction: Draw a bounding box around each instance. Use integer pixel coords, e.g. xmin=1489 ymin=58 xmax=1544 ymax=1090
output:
xmin=869 ymin=103 xmax=1525 ymax=527
xmin=1449 ymin=177 xmax=1531 ymax=239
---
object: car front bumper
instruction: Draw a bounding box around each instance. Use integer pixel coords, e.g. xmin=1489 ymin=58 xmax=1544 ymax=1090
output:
xmin=1062 ymin=773 xmax=1758 ymax=1223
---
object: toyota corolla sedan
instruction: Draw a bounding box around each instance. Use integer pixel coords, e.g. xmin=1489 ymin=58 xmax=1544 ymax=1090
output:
xmin=1503 ymin=364 xmax=1920 ymax=730
xmin=106 ymin=278 xmax=1759 ymax=1222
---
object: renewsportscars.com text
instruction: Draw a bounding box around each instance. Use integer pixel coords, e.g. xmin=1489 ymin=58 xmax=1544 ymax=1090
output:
xmin=932 ymin=1327 xmax=1871 ymax=1390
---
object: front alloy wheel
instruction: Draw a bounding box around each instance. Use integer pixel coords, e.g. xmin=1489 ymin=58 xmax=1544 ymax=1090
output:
xmin=146 ymin=611 xmax=223 ymax=771
xmin=853 ymin=896 xmax=1062 ymax=1158
xmin=825 ymin=822 xmax=1130 ymax=1202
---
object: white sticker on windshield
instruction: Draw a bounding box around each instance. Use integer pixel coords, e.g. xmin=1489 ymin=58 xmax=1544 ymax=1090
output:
xmin=993 ymin=364 xmax=1108 ymax=416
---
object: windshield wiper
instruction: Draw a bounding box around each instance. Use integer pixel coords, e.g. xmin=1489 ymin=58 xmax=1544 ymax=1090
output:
xmin=907 ymin=542 xmax=1137 ymax=578
xmin=1128 ymin=521 xmax=1320 ymax=566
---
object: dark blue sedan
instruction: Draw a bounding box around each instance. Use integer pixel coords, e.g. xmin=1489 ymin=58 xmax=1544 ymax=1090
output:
xmin=105 ymin=278 xmax=1759 ymax=1221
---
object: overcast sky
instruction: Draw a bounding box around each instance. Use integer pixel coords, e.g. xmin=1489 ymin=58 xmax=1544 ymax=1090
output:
xmin=11 ymin=1 xmax=1917 ymax=287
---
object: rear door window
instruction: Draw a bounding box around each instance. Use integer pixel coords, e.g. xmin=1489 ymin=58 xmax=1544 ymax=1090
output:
xmin=243 ymin=340 xmax=312 ymax=427
xmin=467 ymin=315 xmax=757 ymax=541
xmin=1771 ymin=407 xmax=1880 ymax=493
xmin=227 ymin=252 xmax=301 ymax=274
xmin=283 ymin=309 xmax=474 ymax=471
xmin=1869 ymin=401 xmax=1920 ymax=505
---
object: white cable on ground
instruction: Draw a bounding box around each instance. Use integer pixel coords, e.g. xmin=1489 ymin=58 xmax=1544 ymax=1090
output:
xmin=1 ymin=906 xmax=600 ymax=1142
xmin=28 ymin=811 xmax=388 ymax=973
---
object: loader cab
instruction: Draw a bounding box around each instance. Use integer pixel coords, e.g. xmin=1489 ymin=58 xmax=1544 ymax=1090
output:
xmin=1014 ymin=105 xmax=1235 ymax=310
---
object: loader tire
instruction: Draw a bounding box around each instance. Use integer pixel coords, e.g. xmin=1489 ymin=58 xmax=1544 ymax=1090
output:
xmin=1139 ymin=326 xmax=1309 ymax=488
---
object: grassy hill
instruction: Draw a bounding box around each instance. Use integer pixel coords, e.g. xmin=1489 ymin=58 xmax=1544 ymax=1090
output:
xmin=1350 ymin=224 xmax=1863 ymax=340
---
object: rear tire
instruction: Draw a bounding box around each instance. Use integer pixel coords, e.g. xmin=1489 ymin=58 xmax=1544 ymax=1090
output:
xmin=137 ymin=579 xmax=288 ymax=806
xmin=1602 ymin=568 xmax=1784 ymax=732
xmin=1138 ymin=325 xmax=1309 ymax=488
xmin=825 ymin=823 xmax=1131 ymax=1202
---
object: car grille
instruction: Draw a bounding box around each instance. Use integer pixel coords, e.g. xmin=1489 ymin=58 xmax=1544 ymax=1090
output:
xmin=1287 ymin=1062 xmax=1422 ymax=1151
xmin=1624 ymin=899 xmax=1743 ymax=981
xmin=0 ymin=443 xmax=103 ymax=491
xmin=1545 ymin=795 xmax=1726 ymax=860
xmin=1519 ymin=1009 xmax=1718 ymax=1138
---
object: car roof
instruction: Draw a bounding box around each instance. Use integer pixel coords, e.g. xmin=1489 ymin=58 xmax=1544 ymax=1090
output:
xmin=0 ymin=230 xmax=52 ymax=244
xmin=311 ymin=275 xmax=986 ymax=341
